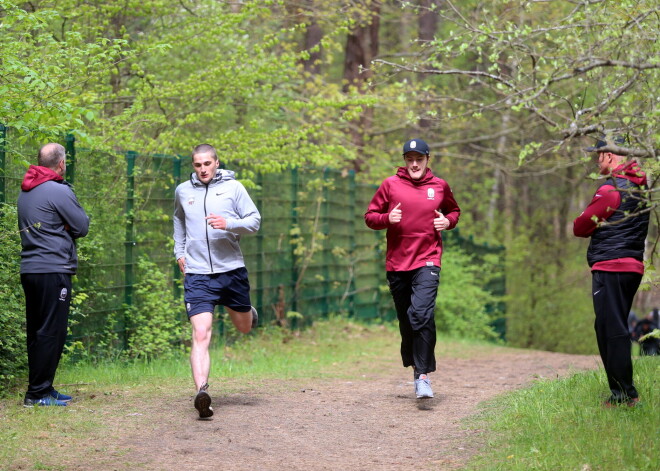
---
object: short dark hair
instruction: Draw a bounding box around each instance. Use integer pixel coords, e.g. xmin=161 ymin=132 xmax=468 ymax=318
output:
xmin=37 ymin=143 xmax=65 ymax=169
xmin=191 ymin=143 xmax=218 ymax=161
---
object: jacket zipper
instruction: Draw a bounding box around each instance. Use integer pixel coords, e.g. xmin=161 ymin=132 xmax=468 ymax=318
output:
xmin=203 ymin=184 xmax=214 ymax=272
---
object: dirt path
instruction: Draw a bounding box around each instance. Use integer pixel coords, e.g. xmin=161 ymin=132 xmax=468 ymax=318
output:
xmin=69 ymin=349 xmax=599 ymax=471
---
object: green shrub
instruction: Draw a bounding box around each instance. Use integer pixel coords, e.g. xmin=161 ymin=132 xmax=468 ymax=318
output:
xmin=0 ymin=203 xmax=27 ymax=395
xmin=505 ymin=232 xmax=597 ymax=354
xmin=122 ymin=257 xmax=187 ymax=360
xmin=435 ymin=246 xmax=502 ymax=340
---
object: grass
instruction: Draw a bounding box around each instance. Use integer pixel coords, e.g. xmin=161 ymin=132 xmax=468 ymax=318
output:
xmin=465 ymin=356 xmax=660 ymax=471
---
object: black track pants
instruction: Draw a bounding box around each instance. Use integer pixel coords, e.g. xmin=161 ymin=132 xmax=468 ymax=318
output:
xmin=387 ymin=266 xmax=439 ymax=374
xmin=21 ymin=273 xmax=71 ymax=400
xmin=592 ymin=270 xmax=641 ymax=401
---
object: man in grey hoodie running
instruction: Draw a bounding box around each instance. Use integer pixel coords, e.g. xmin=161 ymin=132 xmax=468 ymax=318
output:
xmin=173 ymin=143 xmax=261 ymax=419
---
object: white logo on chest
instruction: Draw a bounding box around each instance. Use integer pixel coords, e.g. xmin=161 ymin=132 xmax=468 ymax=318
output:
xmin=427 ymin=188 xmax=435 ymax=200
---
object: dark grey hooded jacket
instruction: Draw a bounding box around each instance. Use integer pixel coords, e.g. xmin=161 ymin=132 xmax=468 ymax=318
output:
xmin=17 ymin=165 xmax=89 ymax=274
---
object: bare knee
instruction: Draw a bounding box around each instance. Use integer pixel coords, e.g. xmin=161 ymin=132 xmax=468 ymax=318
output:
xmin=191 ymin=318 xmax=213 ymax=346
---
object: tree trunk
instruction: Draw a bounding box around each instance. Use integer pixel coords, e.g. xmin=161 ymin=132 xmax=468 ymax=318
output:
xmin=303 ymin=20 xmax=323 ymax=75
xmin=343 ymin=2 xmax=381 ymax=171
xmin=418 ymin=0 xmax=439 ymax=44
xmin=418 ymin=0 xmax=441 ymax=129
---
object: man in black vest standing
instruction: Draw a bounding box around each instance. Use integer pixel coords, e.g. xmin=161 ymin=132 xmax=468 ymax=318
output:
xmin=573 ymin=136 xmax=649 ymax=407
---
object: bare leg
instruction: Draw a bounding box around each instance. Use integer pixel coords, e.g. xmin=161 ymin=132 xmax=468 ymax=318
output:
xmin=190 ymin=312 xmax=213 ymax=391
xmin=226 ymin=307 xmax=253 ymax=334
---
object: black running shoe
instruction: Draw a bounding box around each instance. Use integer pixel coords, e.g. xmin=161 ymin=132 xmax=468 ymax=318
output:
xmin=194 ymin=383 xmax=213 ymax=418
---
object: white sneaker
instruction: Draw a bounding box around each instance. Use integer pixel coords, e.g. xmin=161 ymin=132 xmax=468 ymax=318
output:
xmin=414 ymin=375 xmax=434 ymax=398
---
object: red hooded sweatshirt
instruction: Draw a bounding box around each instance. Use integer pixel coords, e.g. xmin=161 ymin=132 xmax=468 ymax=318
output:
xmin=21 ymin=165 xmax=63 ymax=190
xmin=365 ymin=167 xmax=460 ymax=271
xmin=573 ymin=161 xmax=647 ymax=274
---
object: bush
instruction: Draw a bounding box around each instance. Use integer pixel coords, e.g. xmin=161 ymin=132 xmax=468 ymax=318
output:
xmin=0 ymin=203 xmax=27 ymax=395
xmin=435 ymin=246 xmax=502 ymax=340
xmin=122 ymin=257 xmax=187 ymax=360
xmin=505 ymin=232 xmax=597 ymax=354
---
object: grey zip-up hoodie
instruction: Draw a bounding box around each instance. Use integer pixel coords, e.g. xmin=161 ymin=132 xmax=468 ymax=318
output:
xmin=173 ymin=169 xmax=260 ymax=274
xmin=17 ymin=165 xmax=90 ymax=274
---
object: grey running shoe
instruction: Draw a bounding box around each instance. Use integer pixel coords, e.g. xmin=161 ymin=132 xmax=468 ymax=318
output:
xmin=414 ymin=375 xmax=434 ymax=399
xmin=194 ymin=383 xmax=213 ymax=418
xmin=251 ymin=306 xmax=259 ymax=329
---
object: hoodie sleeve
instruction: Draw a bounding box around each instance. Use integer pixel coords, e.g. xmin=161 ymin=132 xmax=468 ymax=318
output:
xmin=365 ymin=179 xmax=392 ymax=230
xmin=224 ymin=182 xmax=261 ymax=235
xmin=573 ymin=184 xmax=620 ymax=237
xmin=173 ymin=185 xmax=187 ymax=260
xmin=440 ymin=180 xmax=460 ymax=229
xmin=55 ymin=183 xmax=89 ymax=238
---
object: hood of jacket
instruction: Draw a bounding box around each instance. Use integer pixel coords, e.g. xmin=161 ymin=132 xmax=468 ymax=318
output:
xmin=189 ymin=168 xmax=236 ymax=187
xmin=21 ymin=165 xmax=64 ymax=191
xmin=395 ymin=166 xmax=435 ymax=185
xmin=611 ymin=161 xmax=647 ymax=187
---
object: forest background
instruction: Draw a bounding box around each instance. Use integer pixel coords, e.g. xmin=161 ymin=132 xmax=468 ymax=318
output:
xmin=1 ymin=0 xmax=659 ymax=390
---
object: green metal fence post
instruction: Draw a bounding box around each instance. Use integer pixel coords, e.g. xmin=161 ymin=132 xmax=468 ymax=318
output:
xmin=65 ymin=134 xmax=76 ymax=185
xmin=321 ymin=168 xmax=330 ymax=317
xmin=124 ymin=152 xmax=137 ymax=346
xmin=0 ymin=124 xmax=6 ymax=204
xmin=290 ymin=167 xmax=299 ymax=316
xmin=172 ymin=155 xmax=182 ymax=299
xmin=348 ymin=169 xmax=357 ymax=317
xmin=256 ymin=172 xmax=264 ymax=321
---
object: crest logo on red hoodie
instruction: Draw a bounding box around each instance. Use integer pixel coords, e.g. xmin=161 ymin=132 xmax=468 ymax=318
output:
xmin=427 ymin=188 xmax=435 ymax=200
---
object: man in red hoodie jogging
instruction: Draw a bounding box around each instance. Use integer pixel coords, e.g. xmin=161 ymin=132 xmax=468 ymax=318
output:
xmin=365 ymin=138 xmax=460 ymax=399
xmin=573 ymin=136 xmax=649 ymax=408
xmin=17 ymin=143 xmax=89 ymax=407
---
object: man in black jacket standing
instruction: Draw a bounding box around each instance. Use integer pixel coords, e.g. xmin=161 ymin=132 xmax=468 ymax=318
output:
xmin=573 ymin=136 xmax=649 ymax=407
xmin=17 ymin=143 xmax=89 ymax=407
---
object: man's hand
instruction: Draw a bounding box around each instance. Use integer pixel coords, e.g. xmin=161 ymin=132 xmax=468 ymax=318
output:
xmin=177 ymin=257 xmax=186 ymax=274
xmin=206 ymin=212 xmax=227 ymax=230
xmin=389 ymin=202 xmax=402 ymax=224
xmin=434 ymin=210 xmax=449 ymax=231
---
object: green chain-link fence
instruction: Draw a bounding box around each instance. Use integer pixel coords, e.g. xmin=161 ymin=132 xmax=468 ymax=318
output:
xmin=0 ymin=129 xmax=505 ymax=346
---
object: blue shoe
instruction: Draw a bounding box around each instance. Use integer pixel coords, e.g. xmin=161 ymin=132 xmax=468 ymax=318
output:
xmin=24 ymin=396 xmax=68 ymax=407
xmin=414 ymin=375 xmax=434 ymax=399
xmin=251 ymin=306 xmax=259 ymax=329
xmin=50 ymin=389 xmax=72 ymax=402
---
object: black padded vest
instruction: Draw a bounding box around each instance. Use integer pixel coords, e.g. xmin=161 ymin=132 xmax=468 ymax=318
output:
xmin=587 ymin=177 xmax=649 ymax=267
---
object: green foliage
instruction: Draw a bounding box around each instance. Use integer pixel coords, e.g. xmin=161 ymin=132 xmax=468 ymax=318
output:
xmin=639 ymin=328 xmax=660 ymax=343
xmin=122 ymin=258 xmax=186 ymax=360
xmin=0 ymin=204 xmax=27 ymax=394
xmin=0 ymin=0 xmax=132 ymax=147
xmin=435 ymin=246 xmax=502 ymax=340
xmin=505 ymin=232 xmax=597 ymax=354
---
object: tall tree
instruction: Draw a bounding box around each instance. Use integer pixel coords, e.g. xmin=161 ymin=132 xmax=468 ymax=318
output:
xmin=343 ymin=0 xmax=381 ymax=171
